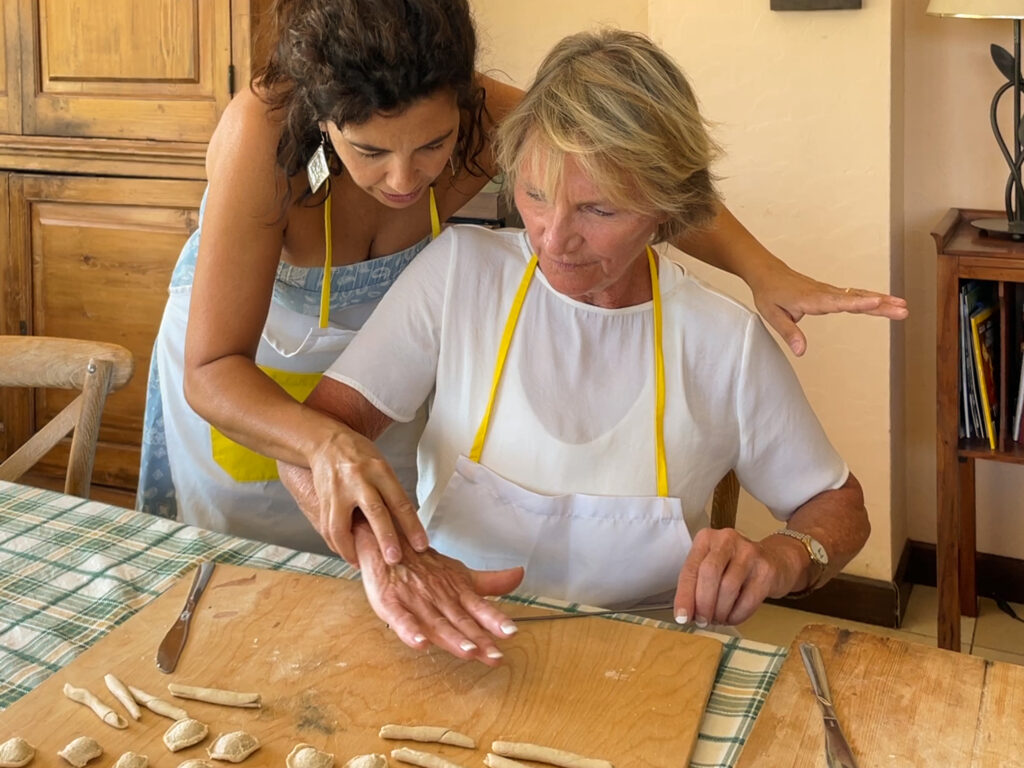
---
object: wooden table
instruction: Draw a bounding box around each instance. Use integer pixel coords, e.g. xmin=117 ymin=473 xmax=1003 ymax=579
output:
xmin=931 ymin=208 xmax=1024 ymax=651
xmin=0 ymin=480 xmax=787 ymax=768
xmin=736 ymin=623 xmax=1024 ymax=766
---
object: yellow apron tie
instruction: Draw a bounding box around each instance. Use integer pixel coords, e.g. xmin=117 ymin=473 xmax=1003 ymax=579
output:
xmin=469 ymin=247 xmax=669 ymax=496
xmin=647 ymin=246 xmax=668 ymax=496
xmin=429 ymin=187 xmax=442 ymax=239
xmin=469 ymin=255 xmax=539 ymax=462
xmin=318 ymin=181 xmax=333 ymax=329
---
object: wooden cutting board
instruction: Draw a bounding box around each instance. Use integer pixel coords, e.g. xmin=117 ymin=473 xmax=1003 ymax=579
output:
xmin=735 ymin=623 xmax=1024 ymax=767
xmin=0 ymin=564 xmax=722 ymax=767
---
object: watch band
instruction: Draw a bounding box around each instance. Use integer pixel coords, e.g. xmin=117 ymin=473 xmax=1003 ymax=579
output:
xmin=770 ymin=528 xmax=828 ymax=598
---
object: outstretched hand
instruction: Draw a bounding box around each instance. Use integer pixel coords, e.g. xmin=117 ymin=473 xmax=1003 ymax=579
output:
xmin=354 ymin=521 xmax=524 ymax=666
xmin=751 ymin=265 xmax=908 ymax=357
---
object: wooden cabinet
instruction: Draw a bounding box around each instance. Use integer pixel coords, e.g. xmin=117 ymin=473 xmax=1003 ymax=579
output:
xmin=0 ymin=1 xmax=268 ymax=506
xmin=931 ymin=208 xmax=1024 ymax=652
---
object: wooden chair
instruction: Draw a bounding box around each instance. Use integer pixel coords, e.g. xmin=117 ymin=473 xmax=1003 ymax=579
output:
xmin=710 ymin=469 xmax=740 ymax=530
xmin=0 ymin=336 xmax=134 ymax=498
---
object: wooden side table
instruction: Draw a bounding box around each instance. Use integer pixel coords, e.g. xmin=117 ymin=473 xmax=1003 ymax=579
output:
xmin=931 ymin=208 xmax=1024 ymax=651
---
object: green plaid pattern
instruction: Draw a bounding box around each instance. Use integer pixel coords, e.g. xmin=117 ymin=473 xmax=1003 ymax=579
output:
xmin=0 ymin=481 xmax=785 ymax=767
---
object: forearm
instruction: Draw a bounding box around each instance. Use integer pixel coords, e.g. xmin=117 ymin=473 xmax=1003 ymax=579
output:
xmin=762 ymin=473 xmax=870 ymax=594
xmin=183 ymin=355 xmax=339 ymax=467
xmin=671 ymin=203 xmax=790 ymax=289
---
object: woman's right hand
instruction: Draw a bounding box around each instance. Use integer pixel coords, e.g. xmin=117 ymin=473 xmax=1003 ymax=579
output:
xmin=302 ymin=425 xmax=428 ymax=565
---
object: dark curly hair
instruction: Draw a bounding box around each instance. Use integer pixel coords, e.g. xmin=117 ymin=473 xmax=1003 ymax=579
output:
xmin=253 ymin=0 xmax=487 ymax=205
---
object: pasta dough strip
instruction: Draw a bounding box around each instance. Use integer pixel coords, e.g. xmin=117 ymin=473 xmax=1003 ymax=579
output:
xmin=127 ymin=685 xmax=189 ymax=720
xmin=390 ymin=748 xmax=462 ymax=768
xmin=379 ymin=725 xmax=475 ymax=749
xmin=167 ymin=683 xmax=261 ymax=708
xmin=62 ymin=683 xmax=127 ymax=729
xmin=491 ymin=741 xmax=613 ymax=768
xmin=483 ymin=755 xmax=529 ymax=768
xmin=104 ymin=674 xmax=142 ymax=720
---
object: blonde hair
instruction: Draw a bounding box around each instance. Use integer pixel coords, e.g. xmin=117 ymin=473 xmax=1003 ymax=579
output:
xmin=494 ymin=29 xmax=721 ymax=243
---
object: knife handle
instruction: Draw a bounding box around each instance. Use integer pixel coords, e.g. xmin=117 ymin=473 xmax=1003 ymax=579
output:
xmin=184 ymin=560 xmax=216 ymax=612
xmin=799 ymin=642 xmax=833 ymax=705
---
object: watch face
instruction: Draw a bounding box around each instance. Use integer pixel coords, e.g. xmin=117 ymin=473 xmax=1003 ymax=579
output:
xmin=809 ymin=539 xmax=829 ymax=565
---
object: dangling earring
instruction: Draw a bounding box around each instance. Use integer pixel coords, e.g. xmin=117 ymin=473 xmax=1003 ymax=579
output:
xmin=449 ymin=153 xmax=460 ymax=176
xmin=307 ymin=130 xmax=331 ymax=194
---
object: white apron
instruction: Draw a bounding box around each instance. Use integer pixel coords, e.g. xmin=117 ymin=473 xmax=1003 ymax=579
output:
xmin=426 ymin=247 xmax=694 ymax=609
xmin=159 ymin=186 xmax=438 ymax=552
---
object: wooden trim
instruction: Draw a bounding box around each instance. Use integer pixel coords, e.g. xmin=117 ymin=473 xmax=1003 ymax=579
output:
xmin=767 ymin=572 xmax=905 ymax=629
xmin=0 ymin=135 xmax=206 ymax=180
xmin=903 ymin=539 xmax=1024 ymax=605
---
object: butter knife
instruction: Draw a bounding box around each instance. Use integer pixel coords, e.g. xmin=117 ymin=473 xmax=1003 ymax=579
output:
xmin=514 ymin=602 xmax=675 ymax=622
xmin=156 ymin=561 xmax=215 ymax=674
xmin=799 ymin=642 xmax=860 ymax=768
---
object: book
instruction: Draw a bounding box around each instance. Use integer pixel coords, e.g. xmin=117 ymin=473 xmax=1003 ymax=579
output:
xmin=970 ymin=304 xmax=999 ymax=449
xmin=961 ymin=282 xmax=985 ymax=438
xmin=1014 ymin=352 xmax=1024 ymax=442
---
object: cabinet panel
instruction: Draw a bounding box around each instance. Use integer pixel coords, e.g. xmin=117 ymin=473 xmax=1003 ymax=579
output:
xmin=0 ymin=2 xmax=19 ymax=134
xmin=20 ymin=0 xmax=231 ymax=142
xmin=3 ymin=174 xmax=205 ymax=492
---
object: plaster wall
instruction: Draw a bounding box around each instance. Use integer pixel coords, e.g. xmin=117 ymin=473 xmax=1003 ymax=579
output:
xmin=904 ymin=0 xmax=1024 ymax=560
xmin=470 ymin=0 xmax=902 ymax=581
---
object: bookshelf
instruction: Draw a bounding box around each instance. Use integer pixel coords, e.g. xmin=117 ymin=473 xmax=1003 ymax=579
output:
xmin=931 ymin=208 xmax=1024 ymax=651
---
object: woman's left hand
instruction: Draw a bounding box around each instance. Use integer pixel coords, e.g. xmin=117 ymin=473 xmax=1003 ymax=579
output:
xmin=354 ymin=521 xmax=524 ymax=666
xmin=751 ymin=264 xmax=908 ymax=357
xmin=672 ymin=527 xmax=797 ymax=627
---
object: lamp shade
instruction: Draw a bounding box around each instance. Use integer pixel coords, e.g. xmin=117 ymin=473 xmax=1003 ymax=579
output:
xmin=927 ymin=0 xmax=1024 ymax=18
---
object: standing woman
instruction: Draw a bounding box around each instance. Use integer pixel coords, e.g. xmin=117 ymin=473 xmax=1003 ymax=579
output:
xmin=138 ymin=0 xmax=904 ymax=560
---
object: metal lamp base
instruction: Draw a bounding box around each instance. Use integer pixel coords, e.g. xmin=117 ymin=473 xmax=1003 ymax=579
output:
xmin=971 ymin=217 xmax=1024 ymax=240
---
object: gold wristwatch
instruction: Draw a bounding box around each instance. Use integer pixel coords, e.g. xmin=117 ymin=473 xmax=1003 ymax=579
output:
xmin=770 ymin=528 xmax=828 ymax=597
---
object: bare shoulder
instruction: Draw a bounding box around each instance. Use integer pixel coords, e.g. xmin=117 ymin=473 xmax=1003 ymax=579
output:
xmin=206 ymin=85 xmax=284 ymax=181
xmin=204 ymin=84 xmax=290 ymax=228
xmin=477 ymin=72 xmax=523 ymax=125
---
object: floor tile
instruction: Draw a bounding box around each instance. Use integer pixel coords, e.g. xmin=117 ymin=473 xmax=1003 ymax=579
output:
xmin=899 ymin=584 xmax=977 ymax=645
xmin=971 ymin=596 xmax=1024 ymax=654
xmin=971 ymin=644 xmax=1024 ymax=666
xmin=737 ymin=596 xmax=971 ymax=652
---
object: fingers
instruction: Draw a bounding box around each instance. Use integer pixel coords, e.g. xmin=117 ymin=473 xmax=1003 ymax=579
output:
xmin=674 ymin=534 xmax=707 ymax=626
xmin=353 ymin=530 xmax=520 ymax=666
xmin=758 ymin=304 xmax=807 ymax=358
xmin=470 ymin=566 xmax=525 ymax=597
xmin=676 ymin=529 xmax=778 ymax=627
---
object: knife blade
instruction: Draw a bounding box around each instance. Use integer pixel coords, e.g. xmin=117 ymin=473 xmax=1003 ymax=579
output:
xmin=513 ymin=602 xmax=675 ymax=622
xmin=156 ymin=560 xmax=215 ymax=674
xmin=799 ymin=642 xmax=861 ymax=768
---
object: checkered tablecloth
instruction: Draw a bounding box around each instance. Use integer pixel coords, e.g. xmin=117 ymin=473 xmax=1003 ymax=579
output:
xmin=0 ymin=481 xmax=786 ymax=767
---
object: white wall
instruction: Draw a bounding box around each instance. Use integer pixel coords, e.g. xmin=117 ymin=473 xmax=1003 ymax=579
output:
xmin=649 ymin=1 xmax=897 ymax=582
xmin=470 ymin=1 xmax=933 ymax=583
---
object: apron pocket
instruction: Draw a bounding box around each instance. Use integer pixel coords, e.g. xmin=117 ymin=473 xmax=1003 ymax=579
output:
xmin=428 ymin=457 xmax=693 ymax=608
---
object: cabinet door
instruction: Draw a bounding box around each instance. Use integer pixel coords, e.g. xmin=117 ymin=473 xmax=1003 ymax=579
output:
xmin=0 ymin=2 xmax=19 ymax=134
xmin=19 ymin=0 xmax=232 ymax=142
xmin=2 ymin=174 xmax=205 ymax=494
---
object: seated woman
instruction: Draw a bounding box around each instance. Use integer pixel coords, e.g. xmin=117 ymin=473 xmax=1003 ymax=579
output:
xmin=280 ymin=29 xmax=870 ymax=665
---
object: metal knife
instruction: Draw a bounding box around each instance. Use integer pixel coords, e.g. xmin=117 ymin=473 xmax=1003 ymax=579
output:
xmin=156 ymin=560 xmax=216 ymax=674
xmin=799 ymin=642 xmax=861 ymax=768
xmin=513 ymin=602 xmax=675 ymax=622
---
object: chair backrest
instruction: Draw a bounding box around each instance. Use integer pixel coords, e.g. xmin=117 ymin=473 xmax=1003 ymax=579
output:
xmin=0 ymin=336 xmax=134 ymax=498
xmin=710 ymin=469 xmax=739 ymax=530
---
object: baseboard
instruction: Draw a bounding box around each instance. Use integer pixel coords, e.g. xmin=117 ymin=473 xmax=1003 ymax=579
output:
xmin=767 ymin=539 xmax=1024 ymax=629
xmin=766 ymin=539 xmax=916 ymax=629
xmin=767 ymin=573 xmax=905 ymax=628
xmin=903 ymin=539 xmax=1024 ymax=605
